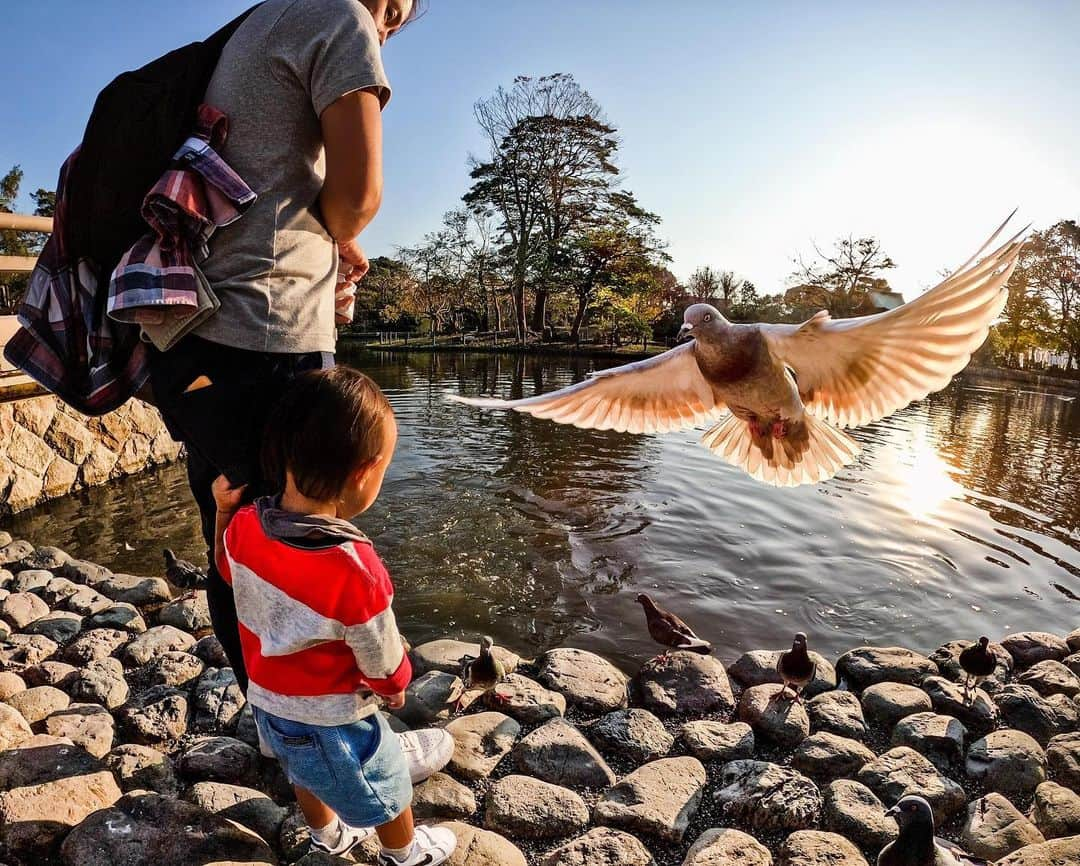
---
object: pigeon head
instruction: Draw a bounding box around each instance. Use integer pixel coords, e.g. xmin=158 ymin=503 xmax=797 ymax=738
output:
xmin=978 ymin=636 xmax=990 ymax=648
xmin=886 ymin=795 xmax=935 ymax=830
xmin=635 ymin=593 xmax=654 ymax=608
xmin=793 ymin=632 xmax=808 ymax=648
xmin=678 ymin=304 xmax=727 ymax=342
xmin=479 ymin=636 xmax=494 ymax=652
xmin=163 ymin=548 xmax=177 ymax=565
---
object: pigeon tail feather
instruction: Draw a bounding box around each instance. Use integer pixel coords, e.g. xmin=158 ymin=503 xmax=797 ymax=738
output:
xmin=701 ymin=412 xmax=859 ymax=487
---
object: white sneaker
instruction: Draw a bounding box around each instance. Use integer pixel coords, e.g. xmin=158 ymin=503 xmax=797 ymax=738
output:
xmin=398 ymin=728 xmax=455 ymax=784
xmin=379 ymin=825 xmax=457 ymax=866
xmin=308 ymin=818 xmax=376 ymax=856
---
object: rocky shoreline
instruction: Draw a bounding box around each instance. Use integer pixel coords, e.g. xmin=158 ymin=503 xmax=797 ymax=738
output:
xmin=0 ymin=534 xmax=1077 ymax=865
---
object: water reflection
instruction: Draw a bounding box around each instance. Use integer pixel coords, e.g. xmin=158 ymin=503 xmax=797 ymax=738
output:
xmin=3 ymin=351 xmax=1077 ymax=671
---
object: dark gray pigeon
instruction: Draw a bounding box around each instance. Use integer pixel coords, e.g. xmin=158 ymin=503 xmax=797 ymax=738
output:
xmin=878 ymin=796 xmax=989 ymax=866
xmin=163 ymin=548 xmax=207 ymax=589
xmin=958 ymin=636 xmax=996 ymax=704
xmin=452 ymin=219 xmax=1024 ymax=486
xmin=775 ymin=632 xmax=817 ymax=703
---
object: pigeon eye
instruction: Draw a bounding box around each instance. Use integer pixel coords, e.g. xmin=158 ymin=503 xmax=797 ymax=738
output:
xmin=704 ymin=314 xmax=712 ymax=322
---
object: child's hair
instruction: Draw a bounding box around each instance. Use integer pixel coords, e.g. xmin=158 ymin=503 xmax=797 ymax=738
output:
xmin=262 ymin=366 xmax=394 ymax=500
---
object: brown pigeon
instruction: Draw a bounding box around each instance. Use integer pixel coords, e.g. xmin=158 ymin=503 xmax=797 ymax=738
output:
xmin=452 ymin=218 xmax=1024 ymax=487
xmin=958 ymin=636 xmax=996 ymax=704
xmin=636 ymin=593 xmax=711 ymax=660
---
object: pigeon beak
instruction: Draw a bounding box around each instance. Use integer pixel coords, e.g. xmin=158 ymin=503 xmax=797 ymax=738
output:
xmin=884 ymin=805 xmax=900 ymax=818
xmin=677 ymin=323 xmax=694 ymax=342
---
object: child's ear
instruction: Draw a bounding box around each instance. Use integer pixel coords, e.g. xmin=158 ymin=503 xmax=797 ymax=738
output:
xmin=351 ymin=455 xmax=383 ymax=486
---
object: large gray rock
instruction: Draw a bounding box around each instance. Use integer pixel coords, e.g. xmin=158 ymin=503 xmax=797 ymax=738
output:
xmin=961 ymin=793 xmax=1045 ymax=860
xmin=63 ymin=627 xmax=128 ymax=665
xmin=412 ymin=772 xmax=477 ymax=821
xmin=0 ymin=734 xmax=102 ymax=789
xmin=792 ymin=732 xmax=876 ymax=782
xmin=681 ymin=720 xmax=755 ymax=762
xmin=104 ymin=743 xmax=181 ymax=796
xmin=479 ymin=673 xmax=566 ymax=724
xmin=97 ymin=573 xmax=172 ymax=607
xmin=185 ymin=781 xmax=288 ymax=844
xmin=737 ymin=683 xmax=810 ymax=747
xmin=5 ymin=684 xmax=69 ymax=724
xmin=1001 ymin=632 xmax=1070 ymax=668
xmin=714 ymin=760 xmax=823 ymax=833
xmin=541 ymin=827 xmax=656 ymax=866
xmin=807 ymin=690 xmax=869 ymax=740
xmin=193 ymin=667 xmax=245 ymax=733
xmin=513 ymin=717 xmax=615 ymax=788
xmin=158 ymin=591 xmax=211 ymax=632
xmin=124 ymin=625 xmax=196 ymax=666
xmin=681 ymin=828 xmax=772 ymax=865
xmin=836 ymin=646 xmax=936 ymax=690
xmin=594 ymin=756 xmax=706 ymax=842
xmin=142 ymin=650 xmax=206 ymax=688
xmin=395 ymin=670 xmax=465 ymax=727
xmin=0 ymin=591 xmax=49 ymax=629
xmin=1032 ymin=781 xmax=1080 ymax=839
xmin=777 ymin=830 xmax=869 ymax=866
xmin=860 ymin=681 xmax=933 ymax=728
xmin=483 ymin=775 xmax=589 ymax=839
xmin=13 ymin=546 xmax=70 ymax=573
xmin=922 ymin=675 xmax=998 ymax=733
xmin=444 ymin=711 xmax=520 ymax=780
xmin=0 ymin=633 xmax=58 ymax=672
xmin=966 ymin=729 xmax=1047 ymax=798
xmin=22 ymin=659 xmax=77 ymax=688
xmin=632 ymin=651 xmax=735 ymax=717
xmin=59 ymin=791 xmax=277 ymax=866
xmin=10 ymin=569 xmax=55 ymax=594
xmin=433 ymin=821 xmax=527 ymax=866
xmin=23 ymin=610 xmax=83 ymax=645
xmin=823 ymin=779 xmax=898 ymax=852
xmin=86 ymin=602 xmax=147 ymax=633
xmin=995 ymin=836 xmax=1080 ymax=866
xmin=727 ymin=648 xmax=836 ymax=698
xmin=997 ymin=684 xmax=1079 ymax=745
xmin=62 ymin=585 xmax=112 ymax=616
xmin=891 ymin=712 xmax=967 ymax=771
xmin=590 ymin=708 xmax=674 ymax=763
xmin=411 ymin=638 xmax=520 ymax=677
xmin=178 ymin=736 xmax=260 ymax=785
xmin=68 ymin=657 xmax=129 ymax=708
xmin=42 ymin=703 xmax=115 ymax=758
xmin=37 ymin=576 xmax=82 ymax=608
xmin=857 ymin=747 xmax=967 ymax=824
xmin=59 ymin=558 xmax=110 ymax=585
xmin=538 ymin=647 xmax=629 ymax=715
xmin=1018 ymin=660 xmax=1080 ymax=698
xmin=1047 ymin=732 xmax=1080 ymax=790
xmin=116 ymin=685 xmax=191 ymax=744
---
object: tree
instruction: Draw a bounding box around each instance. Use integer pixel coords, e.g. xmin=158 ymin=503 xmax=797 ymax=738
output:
xmin=1029 ymin=221 xmax=1080 ymax=368
xmin=1 ymin=165 xmax=54 ymax=314
xmin=788 ymin=235 xmax=897 ymax=318
xmin=687 ymin=266 xmax=720 ymax=302
xmin=998 ymin=241 xmax=1055 ymax=365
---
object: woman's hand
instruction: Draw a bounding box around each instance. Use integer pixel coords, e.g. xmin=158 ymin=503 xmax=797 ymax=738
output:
xmin=211 ymin=474 xmax=248 ymax=516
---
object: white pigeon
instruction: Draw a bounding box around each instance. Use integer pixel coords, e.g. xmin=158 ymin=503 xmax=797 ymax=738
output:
xmin=451 ymin=218 xmax=1025 ymax=487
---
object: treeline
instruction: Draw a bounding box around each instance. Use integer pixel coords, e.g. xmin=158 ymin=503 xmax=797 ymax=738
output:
xmin=0 ymin=166 xmax=55 ymax=314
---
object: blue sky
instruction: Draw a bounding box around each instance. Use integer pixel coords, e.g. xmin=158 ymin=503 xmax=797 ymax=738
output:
xmin=6 ymin=1 xmax=1079 ymax=298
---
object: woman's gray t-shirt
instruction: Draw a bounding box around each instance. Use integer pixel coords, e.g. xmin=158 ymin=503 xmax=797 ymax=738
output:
xmin=195 ymin=0 xmax=390 ymax=354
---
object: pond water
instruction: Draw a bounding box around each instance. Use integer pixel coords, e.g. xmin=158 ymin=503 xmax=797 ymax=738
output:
xmin=4 ymin=349 xmax=1078 ymax=671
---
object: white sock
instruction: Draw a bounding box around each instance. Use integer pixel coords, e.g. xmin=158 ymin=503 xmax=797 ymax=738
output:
xmin=381 ymin=839 xmax=415 ymax=861
xmin=309 ymin=816 xmax=343 ymax=848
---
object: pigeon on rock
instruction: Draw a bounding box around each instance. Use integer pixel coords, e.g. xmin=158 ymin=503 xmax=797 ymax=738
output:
xmin=879 ymin=795 xmax=989 ymax=866
xmin=452 ymin=219 xmax=1024 ymax=486
xmin=775 ymin=632 xmax=817 ymax=703
xmin=636 ymin=593 xmax=712 ymax=660
xmin=462 ymin=635 xmax=506 ymax=692
xmin=958 ymin=636 xmax=996 ymax=704
xmin=163 ymin=548 xmax=207 ymax=589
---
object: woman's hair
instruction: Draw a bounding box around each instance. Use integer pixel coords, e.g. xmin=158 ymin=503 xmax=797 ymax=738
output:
xmin=262 ymin=366 xmax=394 ymax=500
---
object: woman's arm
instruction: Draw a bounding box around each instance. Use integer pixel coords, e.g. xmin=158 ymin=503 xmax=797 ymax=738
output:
xmin=319 ymin=88 xmax=384 ymax=241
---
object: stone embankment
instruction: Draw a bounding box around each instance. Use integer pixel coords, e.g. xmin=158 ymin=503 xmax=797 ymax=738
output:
xmin=0 ymin=535 xmax=1077 ymax=865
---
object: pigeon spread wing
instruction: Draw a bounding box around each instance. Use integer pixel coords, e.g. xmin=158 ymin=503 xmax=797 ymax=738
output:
xmin=449 ymin=341 xmax=724 ymax=435
xmin=759 ymin=219 xmax=1025 ymax=430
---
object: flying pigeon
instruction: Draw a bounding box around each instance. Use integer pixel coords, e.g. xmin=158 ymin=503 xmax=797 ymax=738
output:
xmin=163 ymin=548 xmax=207 ymax=589
xmin=958 ymin=636 xmax=997 ymax=704
xmin=775 ymin=632 xmax=817 ymax=703
xmin=451 ymin=218 xmax=1024 ymax=486
xmin=878 ymin=795 xmax=988 ymax=866
xmin=636 ymin=592 xmax=712 ymax=659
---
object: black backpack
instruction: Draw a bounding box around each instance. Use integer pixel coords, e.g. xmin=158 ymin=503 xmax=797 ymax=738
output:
xmin=66 ymin=3 xmax=261 ymax=315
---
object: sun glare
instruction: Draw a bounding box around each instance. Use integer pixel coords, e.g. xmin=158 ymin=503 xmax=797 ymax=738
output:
xmin=887 ymin=427 xmax=965 ymax=520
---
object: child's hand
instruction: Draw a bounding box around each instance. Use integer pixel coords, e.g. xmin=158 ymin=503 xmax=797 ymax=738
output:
xmin=211 ymin=474 xmax=248 ymax=515
xmin=383 ymin=691 xmax=406 ymax=710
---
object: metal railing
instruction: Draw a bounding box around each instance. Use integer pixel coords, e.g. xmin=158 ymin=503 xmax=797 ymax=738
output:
xmin=0 ymin=213 xmax=52 ymax=393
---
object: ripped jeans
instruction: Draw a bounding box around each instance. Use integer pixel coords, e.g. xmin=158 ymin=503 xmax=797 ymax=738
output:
xmin=148 ymin=335 xmax=334 ymax=691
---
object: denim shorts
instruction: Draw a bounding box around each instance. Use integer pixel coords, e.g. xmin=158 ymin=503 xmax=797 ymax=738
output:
xmin=253 ymin=707 xmax=411 ymax=827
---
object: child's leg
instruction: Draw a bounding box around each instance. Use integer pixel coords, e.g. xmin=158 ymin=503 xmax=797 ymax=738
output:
xmin=375 ymin=804 xmax=415 ymax=851
xmin=294 ymin=784 xmax=336 ymax=831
